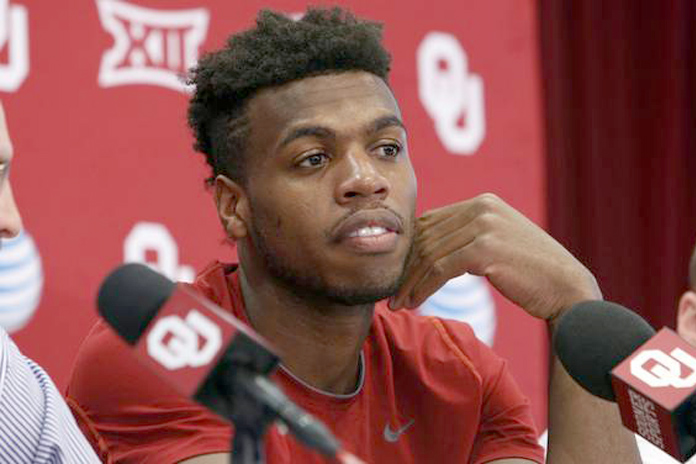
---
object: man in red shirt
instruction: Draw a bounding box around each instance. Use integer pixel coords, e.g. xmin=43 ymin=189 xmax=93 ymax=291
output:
xmin=67 ymin=7 xmax=640 ymax=463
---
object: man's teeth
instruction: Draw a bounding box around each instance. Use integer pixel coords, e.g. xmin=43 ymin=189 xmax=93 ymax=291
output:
xmin=349 ymin=226 xmax=388 ymax=238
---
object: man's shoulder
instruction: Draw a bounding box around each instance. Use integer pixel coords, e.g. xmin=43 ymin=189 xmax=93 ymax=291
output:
xmin=188 ymin=260 xmax=240 ymax=309
xmin=68 ymin=261 xmax=238 ymax=401
xmin=67 ymin=319 xmax=178 ymax=405
xmin=374 ymin=305 xmax=481 ymax=349
xmin=0 ymin=327 xmax=7 ymax=390
xmin=373 ymin=306 xmax=497 ymax=385
xmin=66 ymin=308 xmax=229 ymax=462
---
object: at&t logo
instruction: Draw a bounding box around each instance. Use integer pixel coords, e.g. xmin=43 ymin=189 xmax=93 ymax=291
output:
xmin=96 ymin=0 xmax=209 ymax=92
xmin=420 ymin=273 xmax=496 ymax=346
xmin=147 ymin=309 xmax=221 ymax=370
xmin=417 ymin=32 xmax=485 ymax=155
xmin=631 ymin=348 xmax=696 ymax=389
xmin=0 ymin=230 xmax=43 ymax=332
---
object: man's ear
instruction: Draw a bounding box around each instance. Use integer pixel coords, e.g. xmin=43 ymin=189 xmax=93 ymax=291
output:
xmin=677 ymin=290 xmax=696 ymax=346
xmin=214 ymin=175 xmax=250 ymax=240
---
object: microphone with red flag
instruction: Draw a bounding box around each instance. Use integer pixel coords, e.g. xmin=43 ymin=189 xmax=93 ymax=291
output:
xmin=97 ymin=262 xmax=363 ymax=464
xmin=554 ymin=300 xmax=696 ymax=462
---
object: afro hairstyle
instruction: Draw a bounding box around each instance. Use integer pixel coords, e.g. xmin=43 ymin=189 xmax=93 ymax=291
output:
xmin=187 ymin=7 xmax=392 ymax=185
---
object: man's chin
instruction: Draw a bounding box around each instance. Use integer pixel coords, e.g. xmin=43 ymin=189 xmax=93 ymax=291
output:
xmin=279 ymin=273 xmax=402 ymax=307
xmin=320 ymin=286 xmax=398 ymax=307
xmin=313 ymin=271 xmax=404 ymax=306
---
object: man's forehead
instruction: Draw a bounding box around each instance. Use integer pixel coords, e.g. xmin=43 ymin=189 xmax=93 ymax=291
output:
xmin=248 ymin=71 xmax=401 ymax=125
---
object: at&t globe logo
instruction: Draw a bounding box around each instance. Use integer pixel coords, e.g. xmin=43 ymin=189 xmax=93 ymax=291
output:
xmin=0 ymin=230 xmax=43 ymax=332
xmin=420 ymin=273 xmax=496 ymax=346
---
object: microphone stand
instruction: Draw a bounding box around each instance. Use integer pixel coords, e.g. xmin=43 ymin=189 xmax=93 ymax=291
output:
xmin=229 ymin=368 xmax=342 ymax=464
xmin=198 ymin=334 xmax=341 ymax=464
xmin=195 ymin=334 xmax=280 ymax=464
xmin=228 ymin=368 xmax=277 ymax=464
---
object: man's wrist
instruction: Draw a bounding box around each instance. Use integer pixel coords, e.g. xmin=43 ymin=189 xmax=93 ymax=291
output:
xmin=548 ymin=275 xmax=603 ymax=332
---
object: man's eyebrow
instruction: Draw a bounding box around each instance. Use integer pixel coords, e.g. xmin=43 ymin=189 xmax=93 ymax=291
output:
xmin=278 ymin=116 xmax=405 ymax=148
xmin=279 ymin=126 xmax=335 ymax=148
xmin=367 ymin=115 xmax=407 ymax=135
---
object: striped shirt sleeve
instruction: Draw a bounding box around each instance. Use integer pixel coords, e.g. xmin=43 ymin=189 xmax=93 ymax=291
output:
xmin=0 ymin=329 xmax=101 ymax=463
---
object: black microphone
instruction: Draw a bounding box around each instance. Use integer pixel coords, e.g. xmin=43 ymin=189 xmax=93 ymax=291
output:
xmin=97 ymin=263 xmax=341 ymax=459
xmin=553 ymin=300 xmax=655 ymax=400
xmin=554 ymin=300 xmax=696 ymax=462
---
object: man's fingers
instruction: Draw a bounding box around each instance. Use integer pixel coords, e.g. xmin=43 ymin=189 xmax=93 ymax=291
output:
xmin=406 ymin=239 xmax=491 ymax=309
xmin=418 ymin=193 xmax=500 ymax=231
xmin=406 ymin=265 xmax=453 ymax=310
xmin=393 ymin=228 xmax=473 ymax=308
xmin=391 ymin=194 xmax=511 ymax=310
xmin=392 ymin=217 xmax=496 ymax=310
xmin=415 ymin=208 xmax=470 ymax=249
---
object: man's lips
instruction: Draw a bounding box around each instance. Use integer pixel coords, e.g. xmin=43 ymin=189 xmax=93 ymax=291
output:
xmin=331 ymin=209 xmax=403 ymax=243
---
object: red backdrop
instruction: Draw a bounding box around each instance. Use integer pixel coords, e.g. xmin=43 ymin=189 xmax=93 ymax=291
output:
xmin=541 ymin=0 xmax=696 ymax=331
xmin=0 ymin=0 xmax=548 ymax=429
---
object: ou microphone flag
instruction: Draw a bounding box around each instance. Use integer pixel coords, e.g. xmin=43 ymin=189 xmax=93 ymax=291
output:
xmin=97 ymin=262 xmax=278 ymax=404
xmin=612 ymin=327 xmax=696 ymax=462
xmin=97 ymin=263 xmax=365 ymax=463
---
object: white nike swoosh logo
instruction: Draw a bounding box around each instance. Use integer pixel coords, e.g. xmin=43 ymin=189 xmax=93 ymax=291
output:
xmin=383 ymin=418 xmax=415 ymax=443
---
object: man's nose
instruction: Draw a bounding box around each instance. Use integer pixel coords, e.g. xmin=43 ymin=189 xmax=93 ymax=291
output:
xmin=334 ymin=150 xmax=390 ymax=205
xmin=0 ymin=182 xmax=22 ymax=239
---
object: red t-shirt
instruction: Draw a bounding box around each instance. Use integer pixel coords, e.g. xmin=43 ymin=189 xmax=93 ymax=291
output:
xmin=66 ymin=262 xmax=544 ymax=464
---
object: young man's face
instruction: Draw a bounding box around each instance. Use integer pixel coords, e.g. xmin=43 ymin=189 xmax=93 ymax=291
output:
xmin=229 ymin=71 xmax=417 ymax=305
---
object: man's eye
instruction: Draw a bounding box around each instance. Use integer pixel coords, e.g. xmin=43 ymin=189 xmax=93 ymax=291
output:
xmin=298 ymin=153 xmax=328 ymax=168
xmin=378 ymin=144 xmax=400 ymax=158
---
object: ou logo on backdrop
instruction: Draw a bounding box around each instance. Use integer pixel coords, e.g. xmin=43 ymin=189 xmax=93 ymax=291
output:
xmin=124 ymin=222 xmax=194 ymax=282
xmin=631 ymin=348 xmax=696 ymax=389
xmin=147 ymin=310 xmax=222 ymax=370
xmin=417 ymin=31 xmax=485 ymax=156
xmin=0 ymin=0 xmax=29 ymax=92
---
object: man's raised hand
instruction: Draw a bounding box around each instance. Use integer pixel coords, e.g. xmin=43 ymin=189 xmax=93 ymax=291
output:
xmin=390 ymin=193 xmax=601 ymax=322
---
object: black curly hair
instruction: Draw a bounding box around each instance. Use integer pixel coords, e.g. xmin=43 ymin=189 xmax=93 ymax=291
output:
xmin=187 ymin=7 xmax=392 ymax=186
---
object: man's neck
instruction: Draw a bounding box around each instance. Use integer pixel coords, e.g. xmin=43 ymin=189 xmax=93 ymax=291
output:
xmin=237 ymin=266 xmax=374 ymax=395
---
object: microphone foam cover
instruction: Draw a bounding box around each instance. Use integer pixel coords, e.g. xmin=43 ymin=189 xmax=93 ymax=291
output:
xmin=553 ymin=300 xmax=655 ymax=401
xmin=97 ymin=263 xmax=175 ymax=344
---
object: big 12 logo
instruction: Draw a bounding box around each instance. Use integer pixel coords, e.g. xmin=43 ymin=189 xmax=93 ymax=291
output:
xmin=96 ymin=0 xmax=209 ymax=93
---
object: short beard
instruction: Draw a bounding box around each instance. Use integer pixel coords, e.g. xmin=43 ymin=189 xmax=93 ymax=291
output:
xmin=248 ymin=219 xmax=413 ymax=307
